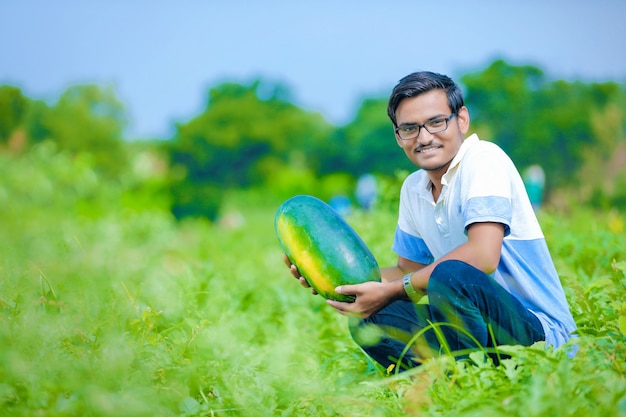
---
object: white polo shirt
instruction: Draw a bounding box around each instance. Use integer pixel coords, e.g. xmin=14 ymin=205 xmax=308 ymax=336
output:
xmin=392 ymin=134 xmax=576 ymax=349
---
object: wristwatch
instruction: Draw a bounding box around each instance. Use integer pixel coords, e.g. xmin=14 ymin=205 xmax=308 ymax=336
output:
xmin=403 ymin=272 xmax=419 ymax=300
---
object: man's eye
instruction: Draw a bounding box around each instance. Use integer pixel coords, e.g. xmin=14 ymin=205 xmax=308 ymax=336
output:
xmin=428 ymin=119 xmax=445 ymax=127
xmin=402 ymin=126 xmax=417 ymax=133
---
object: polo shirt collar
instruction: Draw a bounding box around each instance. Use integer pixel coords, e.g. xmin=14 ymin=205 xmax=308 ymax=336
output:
xmin=416 ymin=133 xmax=480 ymax=196
xmin=441 ymin=133 xmax=479 ymax=186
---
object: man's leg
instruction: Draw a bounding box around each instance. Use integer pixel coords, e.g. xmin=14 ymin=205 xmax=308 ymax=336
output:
xmin=427 ymin=259 xmax=545 ymax=360
xmin=349 ymin=300 xmax=439 ymax=370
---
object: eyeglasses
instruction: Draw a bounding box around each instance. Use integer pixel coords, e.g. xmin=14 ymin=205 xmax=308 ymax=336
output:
xmin=395 ymin=114 xmax=456 ymax=140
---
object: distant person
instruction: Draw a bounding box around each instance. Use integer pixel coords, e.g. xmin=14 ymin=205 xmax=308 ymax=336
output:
xmin=284 ymin=71 xmax=576 ymax=370
xmin=523 ymin=164 xmax=546 ymax=211
xmin=355 ymin=174 xmax=378 ymax=210
xmin=328 ymin=195 xmax=352 ymax=218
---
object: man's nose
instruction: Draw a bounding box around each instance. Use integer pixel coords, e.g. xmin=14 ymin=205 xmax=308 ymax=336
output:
xmin=416 ymin=128 xmax=434 ymax=145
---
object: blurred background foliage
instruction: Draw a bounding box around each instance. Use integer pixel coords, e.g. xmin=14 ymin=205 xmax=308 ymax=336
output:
xmin=1 ymin=59 xmax=625 ymax=221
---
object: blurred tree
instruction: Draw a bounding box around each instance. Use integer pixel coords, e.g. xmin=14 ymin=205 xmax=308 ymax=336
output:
xmin=520 ymin=81 xmax=612 ymax=187
xmin=577 ymin=84 xmax=626 ymax=207
xmin=462 ymin=59 xmax=545 ymax=157
xmin=337 ymin=97 xmax=414 ymax=177
xmin=461 ymin=60 xmax=622 ymax=193
xmin=0 ymin=85 xmax=28 ymax=146
xmin=33 ymin=85 xmax=129 ymax=177
xmin=169 ymin=79 xmax=333 ymax=220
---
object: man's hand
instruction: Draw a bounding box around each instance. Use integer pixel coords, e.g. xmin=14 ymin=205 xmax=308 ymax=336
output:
xmin=282 ymin=254 xmax=318 ymax=295
xmin=326 ymin=281 xmax=396 ymax=318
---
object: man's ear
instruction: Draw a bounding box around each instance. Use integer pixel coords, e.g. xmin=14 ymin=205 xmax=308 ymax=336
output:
xmin=393 ymin=127 xmax=404 ymax=147
xmin=457 ymin=106 xmax=470 ymax=134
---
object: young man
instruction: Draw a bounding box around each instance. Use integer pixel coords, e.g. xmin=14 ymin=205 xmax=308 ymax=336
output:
xmin=286 ymin=71 xmax=576 ymax=369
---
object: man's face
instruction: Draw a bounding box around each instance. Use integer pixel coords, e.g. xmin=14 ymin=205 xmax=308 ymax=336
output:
xmin=394 ymin=89 xmax=469 ymax=174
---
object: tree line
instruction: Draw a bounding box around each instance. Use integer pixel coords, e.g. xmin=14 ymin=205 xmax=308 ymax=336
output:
xmin=1 ymin=59 xmax=624 ymax=220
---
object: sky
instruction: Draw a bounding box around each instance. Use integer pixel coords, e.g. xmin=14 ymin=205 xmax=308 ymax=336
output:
xmin=1 ymin=0 xmax=626 ymax=139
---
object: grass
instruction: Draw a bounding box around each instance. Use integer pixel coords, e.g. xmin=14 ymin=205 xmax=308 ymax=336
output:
xmin=0 ymin=144 xmax=625 ymax=416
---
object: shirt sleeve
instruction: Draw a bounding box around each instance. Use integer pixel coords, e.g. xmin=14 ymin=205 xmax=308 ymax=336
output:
xmin=460 ymin=144 xmax=514 ymax=236
xmin=463 ymin=196 xmax=512 ymax=236
xmin=392 ymin=226 xmax=434 ymax=264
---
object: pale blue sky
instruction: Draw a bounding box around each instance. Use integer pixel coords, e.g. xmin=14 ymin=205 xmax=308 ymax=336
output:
xmin=1 ymin=0 xmax=625 ymax=139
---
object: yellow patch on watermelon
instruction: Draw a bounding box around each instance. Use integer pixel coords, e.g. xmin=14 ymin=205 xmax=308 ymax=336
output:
xmin=276 ymin=216 xmax=336 ymax=295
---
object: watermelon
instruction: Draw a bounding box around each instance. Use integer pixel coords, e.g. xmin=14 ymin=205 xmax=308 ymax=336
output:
xmin=275 ymin=195 xmax=381 ymax=302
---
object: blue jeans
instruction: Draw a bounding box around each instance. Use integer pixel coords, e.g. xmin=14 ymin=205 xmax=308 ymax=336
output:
xmin=349 ymin=260 xmax=545 ymax=370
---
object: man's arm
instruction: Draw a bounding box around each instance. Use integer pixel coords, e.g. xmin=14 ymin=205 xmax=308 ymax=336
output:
xmin=379 ymin=257 xmax=427 ymax=284
xmin=329 ymin=222 xmax=505 ymax=317
xmin=405 ymin=221 xmax=505 ymax=292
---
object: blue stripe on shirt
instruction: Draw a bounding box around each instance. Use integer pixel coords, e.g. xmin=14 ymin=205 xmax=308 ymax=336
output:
xmin=392 ymin=226 xmax=434 ymax=264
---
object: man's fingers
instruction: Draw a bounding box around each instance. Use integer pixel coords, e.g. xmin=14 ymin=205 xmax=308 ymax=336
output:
xmin=291 ymin=264 xmax=303 ymax=280
xmin=282 ymin=254 xmax=316 ymax=293
xmin=283 ymin=254 xmax=301 ymax=279
xmin=326 ymin=299 xmax=361 ymax=317
xmin=298 ymin=276 xmax=312 ymax=289
xmin=335 ymin=285 xmax=357 ymax=296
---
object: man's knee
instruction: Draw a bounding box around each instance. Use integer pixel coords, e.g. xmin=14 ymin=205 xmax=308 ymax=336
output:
xmin=429 ymin=259 xmax=471 ymax=292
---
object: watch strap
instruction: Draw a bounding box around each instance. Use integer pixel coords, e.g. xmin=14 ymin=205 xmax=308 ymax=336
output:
xmin=403 ymin=272 xmax=419 ymax=300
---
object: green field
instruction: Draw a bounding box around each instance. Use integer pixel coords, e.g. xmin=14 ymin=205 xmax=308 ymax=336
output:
xmin=1 ymin=145 xmax=625 ymax=416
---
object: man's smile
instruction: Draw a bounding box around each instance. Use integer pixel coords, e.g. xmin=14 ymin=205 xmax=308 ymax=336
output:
xmin=415 ymin=144 xmax=442 ymax=154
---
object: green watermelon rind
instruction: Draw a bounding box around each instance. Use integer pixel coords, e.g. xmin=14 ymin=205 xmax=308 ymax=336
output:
xmin=275 ymin=195 xmax=381 ymax=302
